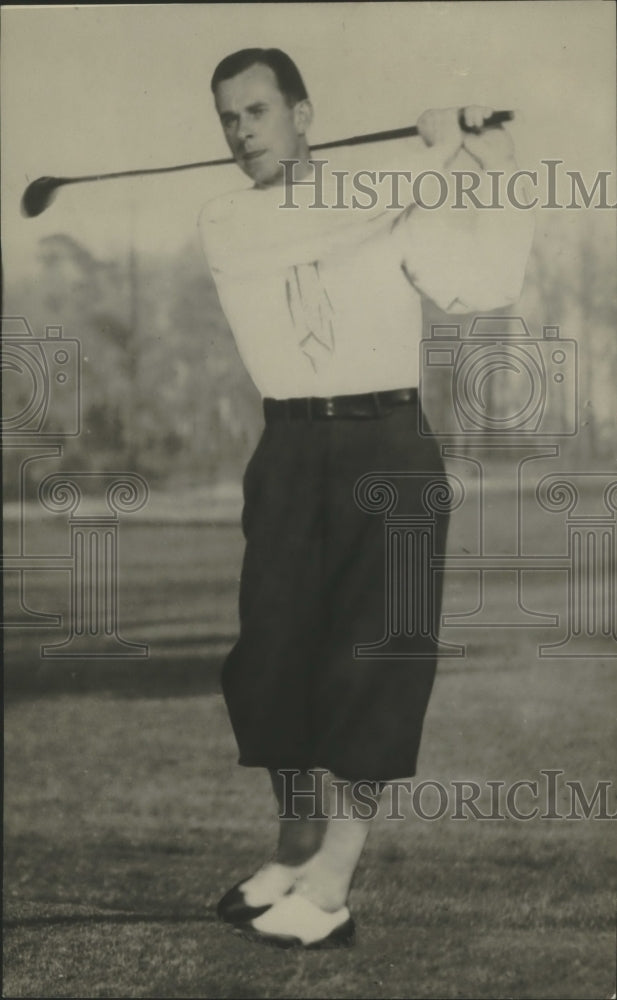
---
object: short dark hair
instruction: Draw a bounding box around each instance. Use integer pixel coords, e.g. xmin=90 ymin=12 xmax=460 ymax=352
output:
xmin=210 ymin=48 xmax=308 ymax=106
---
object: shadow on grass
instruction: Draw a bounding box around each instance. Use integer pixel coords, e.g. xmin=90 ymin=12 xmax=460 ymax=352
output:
xmin=5 ymin=912 xmax=218 ymax=930
xmin=5 ymin=637 xmax=548 ymax=704
xmin=4 ymin=649 xmax=226 ymax=703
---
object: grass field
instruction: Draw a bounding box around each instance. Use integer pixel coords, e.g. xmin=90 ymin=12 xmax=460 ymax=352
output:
xmin=4 ymin=512 xmax=617 ymax=999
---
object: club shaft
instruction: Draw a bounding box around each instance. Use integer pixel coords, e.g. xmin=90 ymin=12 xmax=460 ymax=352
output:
xmin=48 ymin=111 xmax=514 ymax=187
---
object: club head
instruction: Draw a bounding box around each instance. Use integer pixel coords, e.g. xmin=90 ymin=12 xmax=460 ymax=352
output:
xmin=21 ymin=176 xmax=65 ymax=218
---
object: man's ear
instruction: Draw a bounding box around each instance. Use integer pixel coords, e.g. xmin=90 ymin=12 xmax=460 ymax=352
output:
xmin=294 ymin=99 xmax=313 ymax=136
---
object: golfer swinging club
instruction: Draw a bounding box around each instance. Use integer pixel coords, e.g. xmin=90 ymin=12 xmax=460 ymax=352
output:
xmin=199 ymin=48 xmax=533 ymax=948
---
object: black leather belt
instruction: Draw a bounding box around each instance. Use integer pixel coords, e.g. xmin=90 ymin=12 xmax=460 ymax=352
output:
xmin=263 ymin=386 xmax=418 ymax=421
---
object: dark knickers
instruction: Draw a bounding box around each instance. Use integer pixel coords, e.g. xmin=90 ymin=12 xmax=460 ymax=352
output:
xmin=221 ymin=396 xmax=450 ymax=782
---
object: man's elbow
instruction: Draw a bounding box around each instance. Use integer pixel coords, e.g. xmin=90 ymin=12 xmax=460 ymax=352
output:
xmin=492 ymin=263 xmax=529 ymax=309
xmin=484 ymin=279 xmax=525 ymax=311
xmin=445 ymin=272 xmax=526 ymax=315
xmin=460 ymin=212 xmax=534 ymax=311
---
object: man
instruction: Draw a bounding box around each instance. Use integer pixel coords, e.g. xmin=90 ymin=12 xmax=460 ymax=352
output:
xmin=199 ymin=47 xmax=533 ymax=948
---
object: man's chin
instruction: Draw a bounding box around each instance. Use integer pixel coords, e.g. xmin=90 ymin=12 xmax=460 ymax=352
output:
xmin=240 ymin=159 xmax=284 ymax=188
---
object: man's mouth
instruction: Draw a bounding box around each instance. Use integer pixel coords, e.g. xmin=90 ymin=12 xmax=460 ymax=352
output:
xmin=242 ymin=150 xmax=267 ymax=162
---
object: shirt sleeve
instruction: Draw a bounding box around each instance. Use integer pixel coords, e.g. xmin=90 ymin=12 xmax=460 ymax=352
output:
xmin=198 ymin=186 xmax=396 ymax=280
xmin=199 ymin=160 xmax=535 ymax=313
xmin=197 ymin=193 xmax=238 ymax=276
xmin=393 ymin=180 xmax=535 ymax=313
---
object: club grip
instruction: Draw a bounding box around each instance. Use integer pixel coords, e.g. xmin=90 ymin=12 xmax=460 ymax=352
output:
xmin=458 ymin=109 xmax=513 ymax=133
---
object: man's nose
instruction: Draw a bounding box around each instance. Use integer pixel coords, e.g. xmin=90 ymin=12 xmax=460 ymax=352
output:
xmin=236 ymin=115 xmax=255 ymax=142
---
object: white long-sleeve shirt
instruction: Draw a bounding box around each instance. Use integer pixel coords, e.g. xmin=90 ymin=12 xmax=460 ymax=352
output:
xmin=198 ymin=144 xmax=534 ymax=399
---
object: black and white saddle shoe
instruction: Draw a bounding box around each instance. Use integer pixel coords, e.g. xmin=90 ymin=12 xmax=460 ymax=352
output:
xmin=234 ymin=894 xmax=356 ymax=949
xmin=217 ymin=881 xmax=273 ymax=923
xmin=217 ymin=863 xmax=297 ymax=924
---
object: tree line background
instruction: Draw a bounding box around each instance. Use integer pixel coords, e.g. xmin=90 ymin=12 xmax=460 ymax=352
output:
xmin=3 ymin=210 xmax=615 ymax=500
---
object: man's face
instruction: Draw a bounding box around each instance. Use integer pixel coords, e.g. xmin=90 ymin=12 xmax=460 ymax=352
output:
xmin=214 ymin=63 xmax=310 ymax=187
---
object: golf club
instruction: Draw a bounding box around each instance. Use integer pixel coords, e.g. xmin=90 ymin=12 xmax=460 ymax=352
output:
xmin=21 ymin=110 xmax=513 ymax=217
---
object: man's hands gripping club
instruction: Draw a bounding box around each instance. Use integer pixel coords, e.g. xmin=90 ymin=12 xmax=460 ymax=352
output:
xmin=417 ymin=105 xmax=516 ymax=170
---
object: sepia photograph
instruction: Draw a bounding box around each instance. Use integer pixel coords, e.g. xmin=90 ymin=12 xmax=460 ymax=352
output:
xmin=2 ymin=2 xmax=616 ymax=997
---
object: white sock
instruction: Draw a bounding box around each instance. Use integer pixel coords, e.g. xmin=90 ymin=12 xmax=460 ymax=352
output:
xmin=241 ymin=861 xmax=305 ymax=907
